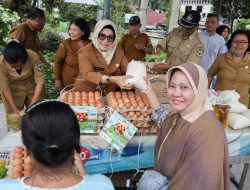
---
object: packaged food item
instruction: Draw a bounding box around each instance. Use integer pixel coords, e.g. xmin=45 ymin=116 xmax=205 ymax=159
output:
xmin=0 ymin=151 xmax=9 ymax=179
xmin=6 ymin=146 xmax=32 ymax=179
xmin=125 ymin=60 xmax=147 ymax=90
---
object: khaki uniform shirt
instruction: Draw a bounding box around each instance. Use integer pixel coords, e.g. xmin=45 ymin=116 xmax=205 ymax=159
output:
xmin=8 ymin=21 xmax=39 ymax=53
xmin=54 ymin=38 xmax=91 ymax=87
xmin=159 ymin=28 xmax=204 ymax=65
xmin=75 ymin=43 xmax=128 ymax=92
xmin=0 ymin=50 xmax=44 ymax=113
xmin=208 ymin=52 xmax=250 ymax=106
xmin=120 ymin=32 xmax=153 ymax=62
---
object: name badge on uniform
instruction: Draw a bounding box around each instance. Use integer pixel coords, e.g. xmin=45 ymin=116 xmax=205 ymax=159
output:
xmin=37 ymin=63 xmax=43 ymax=71
xmin=94 ymin=67 xmax=105 ymax=72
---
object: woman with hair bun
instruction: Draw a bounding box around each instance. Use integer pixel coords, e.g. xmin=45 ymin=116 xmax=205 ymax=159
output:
xmin=0 ymin=101 xmax=114 ymax=190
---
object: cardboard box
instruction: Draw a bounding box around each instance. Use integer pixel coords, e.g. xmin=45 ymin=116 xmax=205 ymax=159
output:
xmin=147 ymin=74 xmax=168 ymax=104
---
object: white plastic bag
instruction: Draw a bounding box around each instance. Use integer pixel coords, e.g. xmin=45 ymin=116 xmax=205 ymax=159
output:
xmin=125 ymin=60 xmax=147 ymax=90
xmin=228 ymin=113 xmax=250 ymax=129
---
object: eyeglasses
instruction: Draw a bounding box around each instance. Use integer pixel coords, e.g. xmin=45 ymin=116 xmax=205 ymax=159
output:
xmin=98 ymin=33 xmax=114 ymax=42
xmin=232 ymin=41 xmax=249 ymax=46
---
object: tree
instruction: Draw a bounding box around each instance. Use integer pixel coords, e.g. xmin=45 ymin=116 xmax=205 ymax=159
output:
xmin=0 ymin=4 xmax=19 ymax=51
xmin=1 ymin=0 xmax=63 ymax=16
xmin=212 ymin=0 xmax=250 ymax=30
xmin=58 ymin=3 xmax=97 ymax=22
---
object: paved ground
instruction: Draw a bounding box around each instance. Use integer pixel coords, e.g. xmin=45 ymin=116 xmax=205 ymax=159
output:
xmin=0 ymin=103 xmax=249 ymax=189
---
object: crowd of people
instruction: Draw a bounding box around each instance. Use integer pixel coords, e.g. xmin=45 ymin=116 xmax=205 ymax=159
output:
xmin=0 ymin=6 xmax=249 ymax=190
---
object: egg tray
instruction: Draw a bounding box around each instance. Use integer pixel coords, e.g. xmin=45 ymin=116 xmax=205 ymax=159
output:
xmin=147 ymin=67 xmax=167 ymax=74
xmin=128 ymin=120 xmax=151 ymax=128
xmin=59 ymin=91 xmax=105 ymax=109
xmin=121 ymin=114 xmax=151 ymax=121
xmin=106 ymin=91 xmax=152 ymax=113
xmin=112 ymin=107 xmax=152 ymax=114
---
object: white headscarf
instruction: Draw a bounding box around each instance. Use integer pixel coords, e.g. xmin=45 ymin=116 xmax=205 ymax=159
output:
xmin=92 ymin=19 xmax=117 ymax=65
xmin=166 ymin=63 xmax=213 ymax=122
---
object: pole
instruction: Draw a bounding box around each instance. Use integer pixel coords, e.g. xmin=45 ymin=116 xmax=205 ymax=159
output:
xmin=104 ymin=0 xmax=111 ymax=19
xmin=168 ymin=0 xmax=181 ymax=32
xmin=218 ymin=0 xmax=222 ymax=17
xmin=139 ymin=0 xmax=149 ymax=33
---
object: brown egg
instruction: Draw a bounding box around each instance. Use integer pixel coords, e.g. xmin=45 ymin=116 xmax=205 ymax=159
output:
xmin=82 ymin=101 xmax=88 ymax=106
xmin=12 ymin=171 xmax=23 ymax=179
xmin=135 ymin=96 xmax=142 ymax=101
xmin=13 ymin=165 xmax=23 ymax=173
xmin=123 ymin=98 xmax=130 ymax=103
xmin=13 ymin=152 xmax=23 ymax=159
xmin=12 ymin=158 xmax=23 ymax=166
xmin=23 ymin=170 xmax=32 ymax=177
xmin=97 ymin=102 xmax=103 ymax=108
xmin=132 ymin=120 xmax=138 ymax=125
xmin=119 ymin=102 xmax=124 ymax=109
xmin=88 ymin=91 xmax=94 ymax=97
xmin=125 ymin=102 xmax=131 ymax=109
xmin=24 ymin=156 xmax=32 ymax=165
xmin=96 ymin=99 xmax=103 ymax=104
xmin=24 ymin=163 xmax=32 ymax=171
xmin=139 ymin=101 xmax=145 ymax=108
xmin=143 ymin=112 xmax=149 ymax=117
xmin=111 ymin=101 xmax=118 ymax=108
xmin=145 ymin=102 xmax=151 ymax=109
xmin=122 ymin=112 xmax=128 ymax=117
xmin=89 ymin=102 xmax=96 ymax=107
xmin=108 ymin=92 xmax=115 ymax=96
xmin=14 ymin=147 xmax=24 ymax=153
xmin=89 ymin=98 xmax=95 ymax=103
xmin=95 ymin=91 xmax=101 ymax=96
xmin=135 ymin=111 xmax=142 ymax=117
xmin=132 ymin=102 xmax=138 ymax=109
xmin=115 ymin=92 xmax=121 ymax=98
xmin=129 ymin=111 xmax=135 ymax=116
xmin=140 ymin=121 xmax=145 ymax=125
xmin=127 ymin=91 xmax=134 ymax=96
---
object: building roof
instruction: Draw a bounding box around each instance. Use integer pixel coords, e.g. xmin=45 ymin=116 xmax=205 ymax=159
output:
xmin=147 ymin=9 xmax=166 ymax=26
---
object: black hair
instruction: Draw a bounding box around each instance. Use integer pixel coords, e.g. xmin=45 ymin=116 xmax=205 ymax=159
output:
xmin=101 ymin=25 xmax=116 ymax=39
xmin=27 ymin=7 xmax=45 ymax=19
xmin=3 ymin=41 xmax=28 ymax=64
xmin=226 ymin=29 xmax=250 ymax=52
xmin=69 ymin=17 xmax=90 ymax=40
xmin=21 ymin=101 xmax=80 ymax=168
xmin=206 ymin=13 xmax=219 ymax=22
xmin=216 ymin=25 xmax=230 ymax=36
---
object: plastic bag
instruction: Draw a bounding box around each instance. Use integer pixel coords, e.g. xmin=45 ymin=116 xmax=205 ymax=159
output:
xmin=125 ymin=60 xmax=147 ymax=90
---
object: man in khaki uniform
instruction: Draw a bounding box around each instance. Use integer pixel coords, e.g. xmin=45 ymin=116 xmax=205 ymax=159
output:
xmin=0 ymin=41 xmax=44 ymax=114
xmin=120 ymin=16 xmax=153 ymax=62
xmin=154 ymin=10 xmax=204 ymax=71
xmin=8 ymin=7 xmax=50 ymax=67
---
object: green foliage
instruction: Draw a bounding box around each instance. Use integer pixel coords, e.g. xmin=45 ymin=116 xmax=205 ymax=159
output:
xmin=235 ymin=19 xmax=250 ymax=30
xmin=146 ymin=52 xmax=167 ymax=62
xmin=38 ymin=24 xmax=62 ymax=52
xmin=212 ymin=0 xmax=250 ymax=26
xmin=0 ymin=4 xmax=19 ymax=52
xmin=42 ymin=0 xmax=63 ymax=13
xmin=1 ymin=0 xmax=32 ymax=18
xmin=59 ymin=3 xmax=97 ymax=22
xmin=43 ymin=50 xmax=59 ymax=99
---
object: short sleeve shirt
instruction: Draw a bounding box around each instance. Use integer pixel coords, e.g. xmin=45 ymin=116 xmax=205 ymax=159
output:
xmin=120 ymin=32 xmax=153 ymax=62
xmin=0 ymin=50 xmax=44 ymax=91
xmin=159 ymin=28 xmax=204 ymax=65
xmin=8 ymin=21 xmax=39 ymax=53
xmin=208 ymin=52 xmax=250 ymax=106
